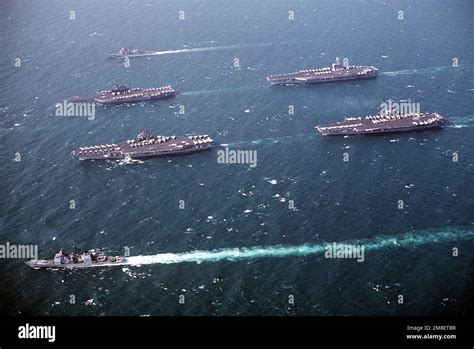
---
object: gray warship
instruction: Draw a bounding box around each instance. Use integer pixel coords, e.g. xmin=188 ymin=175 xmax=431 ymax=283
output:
xmin=267 ymin=57 xmax=378 ymax=85
xmin=107 ymin=47 xmax=156 ymax=59
xmin=26 ymin=248 xmax=127 ymax=269
xmin=72 ymin=129 xmax=214 ymax=160
xmin=316 ymin=112 xmax=445 ymax=136
xmin=69 ymin=84 xmax=175 ymax=105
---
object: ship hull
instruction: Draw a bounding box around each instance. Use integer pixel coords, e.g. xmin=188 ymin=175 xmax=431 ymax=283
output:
xmin=69 ymin=92 xmax=174 ymax=105
xmin=73 ymin=142 xmax=214 ymax=161
xmin=319 ymin=123 xmax=444 ymax=136
xmin=25 ymin=260 xmax=128 ymax=269
xmin=268 ymin=71 xmax=378 ymax=85
xmin=96 ymin=93 xmax=174 ymax=105
xmin=316 ymin=113 xmax=445 ymax=136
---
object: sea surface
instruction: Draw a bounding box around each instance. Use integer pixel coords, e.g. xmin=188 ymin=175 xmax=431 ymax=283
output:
xmin=0 ymin=0 xmax=473 ymax=316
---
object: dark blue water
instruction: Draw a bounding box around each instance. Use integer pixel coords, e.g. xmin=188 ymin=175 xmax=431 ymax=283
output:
xmin=0 ymin=0 xmax=473 ymax=316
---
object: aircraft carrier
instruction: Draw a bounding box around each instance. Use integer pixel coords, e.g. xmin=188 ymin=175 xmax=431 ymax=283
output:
xmin=69 ymin=84 xmax=175 ymax=105
xmin=315 ymin=112 xmax=445 ymax=136
xmin=72 ymin=129 xmax=214 ymax=160
xmin=267 ymin=57 xmax=378 ymax=85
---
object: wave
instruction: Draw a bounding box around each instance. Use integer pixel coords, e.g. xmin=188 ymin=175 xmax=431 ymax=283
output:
xmin=126 ymin=227 xmax=473 ymax=266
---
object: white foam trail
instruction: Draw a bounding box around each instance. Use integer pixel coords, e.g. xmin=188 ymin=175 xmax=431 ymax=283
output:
xmin=149 ymin=42 xmax=282 ymax=56
xmin=449 ymin=124 xmax=471 ymax=129
xmin=448 ymin=115 xmax=474 ymax=129
xmin=126 ymin=227 xmax=474 ymax=266
xmin=152 ymin=44 xmax=242 ymax=56
xmin=113 ymin=156 xmax=144 ymax=167
xmin=382 ymin=66 xmax=451 ymax=77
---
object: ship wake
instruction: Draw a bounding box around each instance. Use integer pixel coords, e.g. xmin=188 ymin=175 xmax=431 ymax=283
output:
xmin=150 ymin=42 xmax=286 ymax=56
xmin=448 ymin=115 xmax=474 ymax=129
xmin=382 ymin=65 xmax=462 ymax=77
xmin=114 ymin=157 xmax=144 ymax=167
xmin=126 ymin=227 xmax=473 ymax=266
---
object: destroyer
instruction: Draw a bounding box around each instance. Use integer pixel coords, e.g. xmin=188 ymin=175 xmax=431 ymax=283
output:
xmin=108 ymin=47 xmax=156 ymax=58
xmin=267 ymin=57 xmax=378 ymax=85
xmin=72 ymin=129 xmax=214 ymax=160
xmin=316 ymin=112 xmax=445 ymax=136
xmin=25 ymin=248 xmax=127 ymax=269
xmin=69 ymin=84 xmax=175 ymax=105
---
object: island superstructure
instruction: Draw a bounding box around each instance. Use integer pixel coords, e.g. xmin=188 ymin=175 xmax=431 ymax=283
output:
xmin=315 ymin=112 xmax=445 ymax=136
xmin=72 ymin=130 xmax=214 ymax=160
xmin=267 ymin=57 xmax=378 ymax=85
xmin=69 ymin=84 xmax=175 ymax=105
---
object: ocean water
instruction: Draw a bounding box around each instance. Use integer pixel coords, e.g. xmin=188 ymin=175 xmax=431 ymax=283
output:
xmin=0 ymin=0 xmax=473 ymax=316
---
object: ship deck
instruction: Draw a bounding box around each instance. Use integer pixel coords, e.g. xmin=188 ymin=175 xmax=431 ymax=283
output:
xmin=267 ymin=66 xmax=378 ymax=82
xmin=120 ymin=135 xmax=205 ymax=153
xmin=316 ymin=113 xmax=444 ymax=136
xmin=69 ymin=86 xmax=175 ymax=104
xmin=72 ymin=135 xmax=214 ymax=160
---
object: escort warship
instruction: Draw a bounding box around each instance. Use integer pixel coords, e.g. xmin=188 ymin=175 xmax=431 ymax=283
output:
xmin=72 ymin=129 xmax=214 ymax=160
xmin=108 ymin=47 xmax=156 ymax=59
xmin=267 ymin=57 xmax=378 ymax=85
xmin=26 ymin=248 xmax=127 ymax=269
xmin=69 ymin=84 xmax=175 ymax=105
xmin=315 ymin=112 xmax=445 ymax=136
